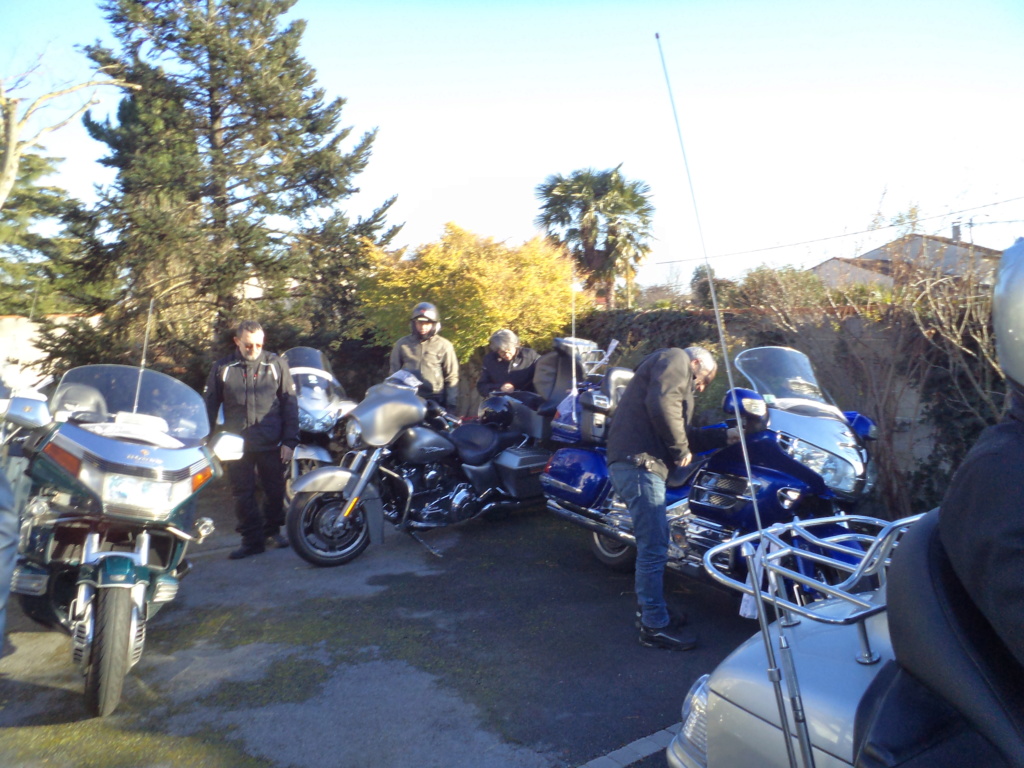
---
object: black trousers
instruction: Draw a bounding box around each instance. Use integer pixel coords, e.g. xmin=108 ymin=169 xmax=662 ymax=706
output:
xmin=226 ymin=449 xmax=286 ymax=546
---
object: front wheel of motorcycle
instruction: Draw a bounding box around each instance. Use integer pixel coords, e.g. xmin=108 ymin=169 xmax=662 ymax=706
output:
xmin=287 ymin=491 xmax=370 ymax=567
xmin=84 ymin=588 xmax=133 ymax=717
xmin=589 ymin=532 xmax=637 ymax=572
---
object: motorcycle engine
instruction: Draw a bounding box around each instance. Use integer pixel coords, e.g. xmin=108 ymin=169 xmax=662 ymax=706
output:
xmin=404 ymin=464 xmax=481 ymax=525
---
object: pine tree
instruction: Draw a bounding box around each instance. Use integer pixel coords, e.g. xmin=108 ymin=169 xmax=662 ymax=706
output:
xmin=83 ymin=0 xmax=388 ymax=335
xmin=0 ymin=152 xmax=77 ymax=316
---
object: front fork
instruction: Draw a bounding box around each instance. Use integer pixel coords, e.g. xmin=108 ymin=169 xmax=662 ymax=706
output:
xmin=69 ymin=532 xmax=151 ymax=673
xmin=332 ymin=447 xmax=384 ymax=527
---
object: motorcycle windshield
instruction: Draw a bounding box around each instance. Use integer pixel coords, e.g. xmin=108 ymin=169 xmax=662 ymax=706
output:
xmin=283 ymin=347 xmax=348 ymax=407
xmin=50 ymin=365 xmax=210 ymax=445
xmin=734 ymin=347 xmax=828 ymax=404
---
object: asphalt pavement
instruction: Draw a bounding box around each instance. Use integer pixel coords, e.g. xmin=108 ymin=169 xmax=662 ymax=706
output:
xmin=0 ymin=478 xmax=756 ymax=768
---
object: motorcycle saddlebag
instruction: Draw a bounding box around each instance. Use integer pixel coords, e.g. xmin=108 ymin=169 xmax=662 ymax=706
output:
xmin=539 ymin=447 xmax=609 ymax=509
xmin=494 ymin=446 xmax=550 ymax=498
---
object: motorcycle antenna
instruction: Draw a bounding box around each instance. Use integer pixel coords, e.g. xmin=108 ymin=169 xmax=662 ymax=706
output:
xmin=656 ymin=32 xmax=816 ymax=768
xmin=132 ymin=298 xmax=156 ymax=414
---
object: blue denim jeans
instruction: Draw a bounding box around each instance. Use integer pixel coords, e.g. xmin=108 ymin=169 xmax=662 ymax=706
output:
xmin=0 ymin=473 xmax=18 ymax=641
xmin=609 ymin=461 xmax=670 ymax=628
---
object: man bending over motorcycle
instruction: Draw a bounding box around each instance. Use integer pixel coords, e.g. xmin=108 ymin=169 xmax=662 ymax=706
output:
xmin=606 ymin=346 xmax=725 ymax=651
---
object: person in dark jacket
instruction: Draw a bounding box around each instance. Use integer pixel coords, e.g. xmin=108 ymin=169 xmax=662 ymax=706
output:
xmin=390 ymin=302 xmax=460 ymax=410
xmin=205 ymin=320 xmax=299 ymax=560
xmin=476 ymin=329 xmax=540 ymax=396
xmin=939 ymin=237 xmax=1024 ymax=668
xmin=606 ymin=346 xmax=725 ymax=650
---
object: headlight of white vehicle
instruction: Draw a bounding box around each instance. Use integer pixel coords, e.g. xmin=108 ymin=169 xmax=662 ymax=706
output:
xmin=345 ymin=420 xmax=363 ymax=448
xmin=780 ymin=434 xmax=858 ymax=494
xmin=680 ymin=674 xmax=710 ymax=761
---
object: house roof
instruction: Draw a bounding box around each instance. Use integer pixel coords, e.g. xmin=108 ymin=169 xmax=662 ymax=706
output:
xmin=808 ymin=233 xmax=1002 ymax=288
xmin=856 ymin=234 xmax=1001 ymax=277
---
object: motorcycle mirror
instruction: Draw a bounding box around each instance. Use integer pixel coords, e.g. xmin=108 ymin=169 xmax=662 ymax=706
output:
xmin=721 ymin=388 xmax=769 ymax=431
xmin=2 ymin=396 xmax=52 ymax=431
xmin=209 ymin=432 xmax=245 ymax=462
xmin=844 ymin=411 xmax=879 ymax=441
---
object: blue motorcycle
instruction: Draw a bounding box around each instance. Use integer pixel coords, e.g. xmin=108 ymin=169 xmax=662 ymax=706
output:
xmin=541 ymin=347 xmax=878 ymax=598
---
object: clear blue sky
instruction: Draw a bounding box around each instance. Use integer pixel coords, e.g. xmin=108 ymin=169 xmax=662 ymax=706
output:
xmin=3 ymin=0 xmax=1023 ymax=284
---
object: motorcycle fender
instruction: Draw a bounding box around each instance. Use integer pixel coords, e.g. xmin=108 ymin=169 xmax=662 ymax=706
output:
xmin=294 ymin=444 xmax=333 ymax=464
xmin=81 ymin=555 xmax=148 ymax=588
xmin=290 ymin=466 xmax=385 ymax=546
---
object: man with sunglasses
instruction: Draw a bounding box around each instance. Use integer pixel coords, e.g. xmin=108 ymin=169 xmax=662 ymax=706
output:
xmin=205 ymin=320 xmax=299 ymax=560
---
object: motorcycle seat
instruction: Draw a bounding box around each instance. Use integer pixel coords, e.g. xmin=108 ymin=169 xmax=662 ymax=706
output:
xmin=450 ymin=422 xmax=524 ymax=466
xmin=883 ymin=511 xmax=1024 ymax=767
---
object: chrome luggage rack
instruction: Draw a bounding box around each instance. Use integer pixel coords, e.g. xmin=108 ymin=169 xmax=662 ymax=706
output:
xmin=704 ymin=513 xmax=925 ymax=626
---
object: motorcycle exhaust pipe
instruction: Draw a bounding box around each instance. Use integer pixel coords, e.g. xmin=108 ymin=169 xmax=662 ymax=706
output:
xmin=546 ymin=500 xmax=636 ymax=546
xmin=479 ymin=497 xmax=538 ymax=516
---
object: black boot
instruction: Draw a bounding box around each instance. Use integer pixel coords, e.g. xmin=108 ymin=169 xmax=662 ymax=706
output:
xmin=639 ymin=622 xmax=697 ymax=651
xmin=229 ymin=541 xmax=266 ymax=560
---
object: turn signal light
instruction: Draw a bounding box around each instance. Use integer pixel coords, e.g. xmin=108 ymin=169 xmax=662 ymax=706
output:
xmin=191 ymin=465 xmax=214 ymax=492
xmin=43 ymin=441 xmax=82 ymax=477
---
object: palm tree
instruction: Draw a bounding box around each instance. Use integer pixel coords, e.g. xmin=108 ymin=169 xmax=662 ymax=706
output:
xmin=535 ymin=165 xmax=654 ymax=309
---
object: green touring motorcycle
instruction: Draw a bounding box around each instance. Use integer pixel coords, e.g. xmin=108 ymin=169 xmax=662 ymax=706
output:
xmin=1 ymin=364 xmax=242 ymax=717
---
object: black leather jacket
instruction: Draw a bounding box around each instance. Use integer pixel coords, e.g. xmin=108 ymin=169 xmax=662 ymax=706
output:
xmin=939 ymin=392 xmax=1024 ymax=668
xmin=204 ymin=350 xmax=299 ymax=452
xmin=606 ymin=348 xmax=699 ymax=481
xmin=476 ymin=347 xmax=540 ymax=396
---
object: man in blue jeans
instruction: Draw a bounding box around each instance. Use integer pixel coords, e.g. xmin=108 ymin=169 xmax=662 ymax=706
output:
xmin=0 ymin=472 xmax=17 ymax=645
xmin=606 ymin=346 xmax=724 ymax=650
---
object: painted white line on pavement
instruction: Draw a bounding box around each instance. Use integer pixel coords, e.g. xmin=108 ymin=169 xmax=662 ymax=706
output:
xmin=578 ymin=722 xmax=681 ymax=768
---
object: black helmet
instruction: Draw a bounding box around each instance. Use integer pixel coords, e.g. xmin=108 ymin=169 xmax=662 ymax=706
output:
xmin=479 ymin=395 xmax=514 ymax=428
xmin=994 ymin=238 xmax=1024 ymax=387
xmin=410 ymin=302 xmax=441 ymax=339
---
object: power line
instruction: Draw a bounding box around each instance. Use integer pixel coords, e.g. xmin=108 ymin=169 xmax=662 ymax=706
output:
xmin=654 ymin=195 xmax=1024 ymax=265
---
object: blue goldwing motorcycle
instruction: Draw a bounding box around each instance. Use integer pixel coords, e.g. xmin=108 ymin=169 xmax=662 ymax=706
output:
xmin=1 ymin=364 xmax=242 ymax=716
xmin=541 ymin=346 xmax=878 ymax=597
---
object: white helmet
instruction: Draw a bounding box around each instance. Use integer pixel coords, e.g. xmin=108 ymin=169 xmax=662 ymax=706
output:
xmin=994 ymin=238 xmax=1024 ymax=386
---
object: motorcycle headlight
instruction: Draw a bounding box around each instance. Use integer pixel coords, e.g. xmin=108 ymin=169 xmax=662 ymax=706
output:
xmin=299 ymin=408 xmax=337 ymax=433
xmin=780 ymin=434 xmax=858 ymax=494
xmin=345 ymin=420 xmax=363 ymax=449
xmin=76 ymin=460 xmax=198 ymax=520
xmin=679 ymin=674 xmax=710 ymax=761
xmin=104 ymin=473 xmax=174 ymax=507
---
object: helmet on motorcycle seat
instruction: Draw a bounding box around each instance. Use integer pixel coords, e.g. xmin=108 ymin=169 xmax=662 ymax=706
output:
xmin=994 ymin=238 xmax=1024 ymax=389
xmin=479 ymin=395 xmax=514 ymax=429
xmin=410 ymin=302 xmax=441 ymax=339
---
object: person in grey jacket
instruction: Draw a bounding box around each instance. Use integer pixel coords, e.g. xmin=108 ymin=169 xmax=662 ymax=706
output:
xmin=606 ymin=346 xmax=723 ymax=651
xmin=390 ymin=302 xmax=460 ymax=410
xmin=205 ymin=320 xmax=299 ymax=560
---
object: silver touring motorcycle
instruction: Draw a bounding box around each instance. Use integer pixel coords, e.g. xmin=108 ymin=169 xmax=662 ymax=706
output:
xmin=666 ymin=509 xmax=1024 ymax=768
